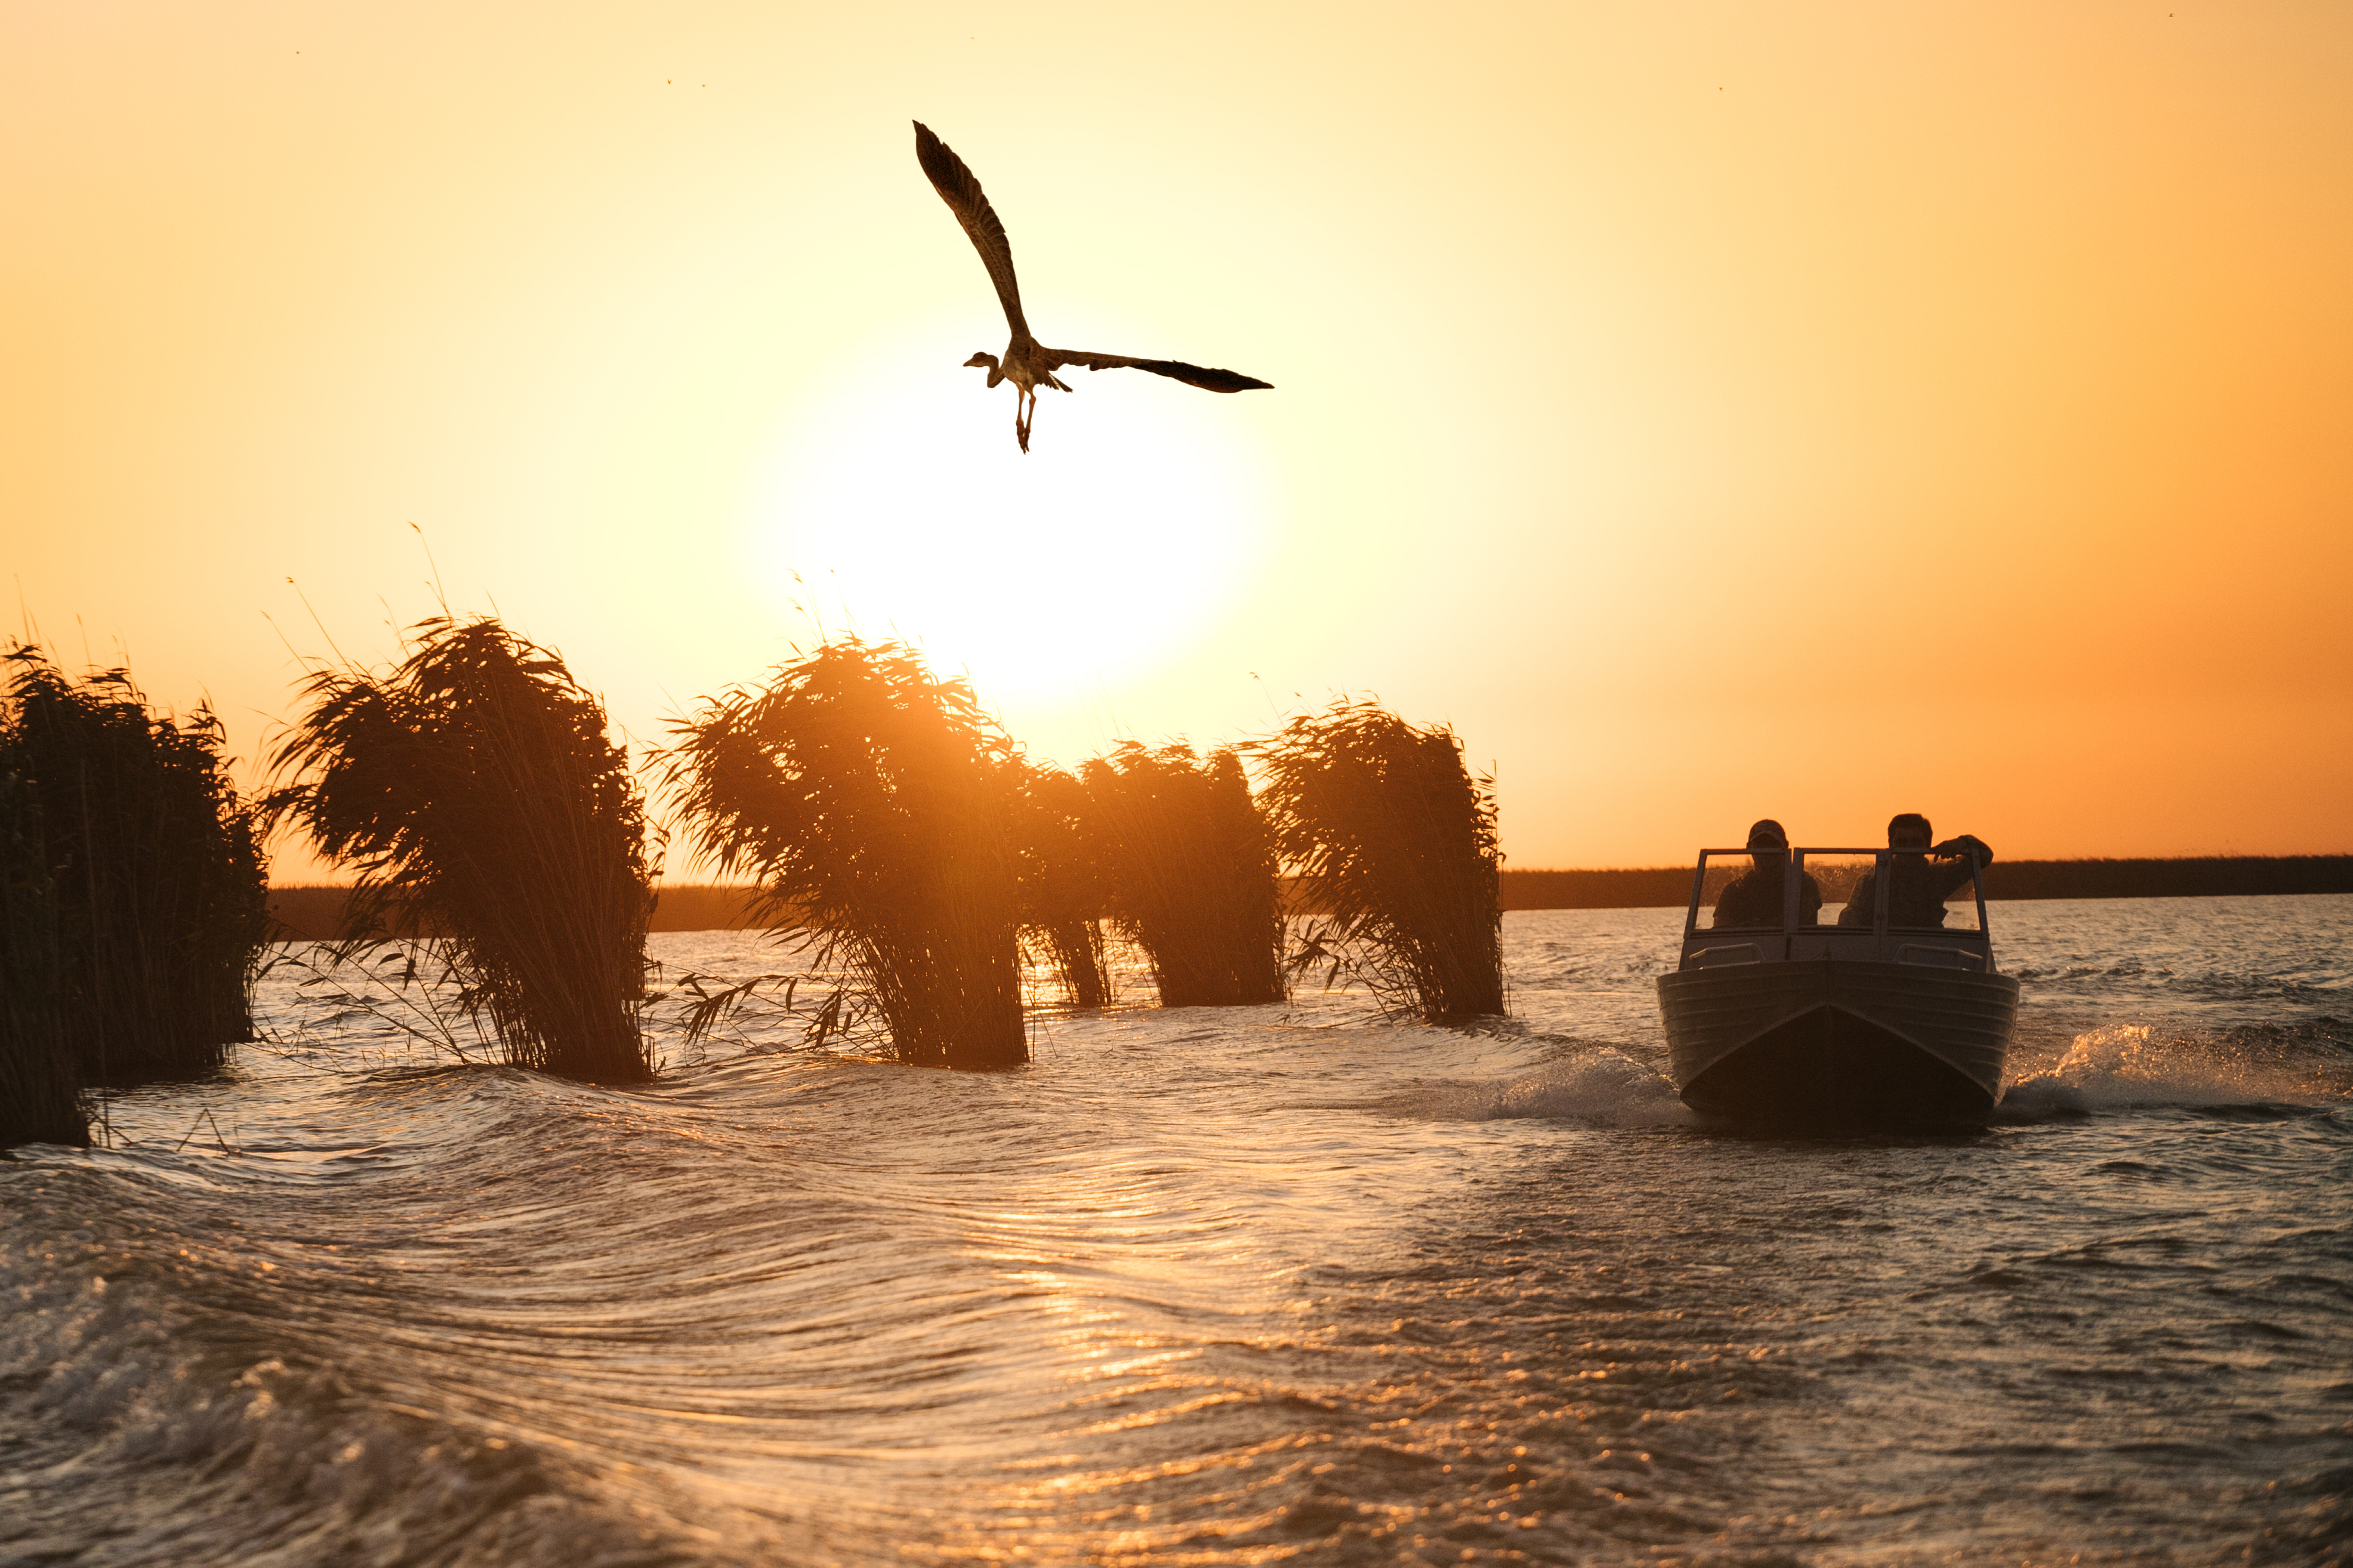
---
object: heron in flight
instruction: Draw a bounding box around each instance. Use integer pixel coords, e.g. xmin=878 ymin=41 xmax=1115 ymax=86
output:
xmin=914 ymin=121 xmax=1272 ymax=452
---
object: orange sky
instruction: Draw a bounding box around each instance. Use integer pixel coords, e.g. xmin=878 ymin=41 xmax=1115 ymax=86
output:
xmin=5 ymin=1 xmax=2347 ymax=875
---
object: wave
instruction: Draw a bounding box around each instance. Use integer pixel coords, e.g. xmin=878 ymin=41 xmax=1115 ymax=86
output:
xmin=0 ymin=1183 xmax=729 ymax=1568
xmin=11 ymin=910 xmax=2348 ymax=1566
xmin=2008 ymin=964 xmax=2351 ymax=1014
xmin=1996 ymin=1018 xmax=2352 ymax=1122
xmin=1366 ymin=1045 xmax=1689 ymax=1125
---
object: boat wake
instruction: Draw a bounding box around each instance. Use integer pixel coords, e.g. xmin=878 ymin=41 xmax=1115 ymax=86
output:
xmin=6 ymin=905 xmax=2348 ymax=1568
xmin=0 ymin=1197 xmax=698 ymax=1568
xmin=1996 ymin=1018 xmax=2352 ymax=1121
xmin=1371 ymin=1045 xmax=1689 ymax=1125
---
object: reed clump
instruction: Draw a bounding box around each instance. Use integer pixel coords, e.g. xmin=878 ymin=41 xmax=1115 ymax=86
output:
xmin=1083 ymin=742 xmax=1285 ymax=1008
xmin=0 ymin=768 xmax=82 ymax=1149
xmin=266 ymin=616 xmax=655 ymax=1081
xmin=658 ymin=638 xmax=1027 ymax=1069
xmin=1254 ymin=699 xmax=1503 ymax=1022
xmin=1009 ymin=761 xmax=1112 ymax=1007
xmin=2 ymin=647 xmax=270 ymax=1082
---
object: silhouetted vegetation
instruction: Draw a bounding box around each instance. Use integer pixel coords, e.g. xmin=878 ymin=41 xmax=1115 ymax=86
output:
xmin=1983 ymin=856 xmax=2353 ymax=901
xmin=262 ymin=884 xmax=411 ymax=941
xmin=1010 ymin=762 xmax=1113 ymax=1007
xmin=266 ymin=616 xmax=655 ymax=1082
xmin=1492 ymin=868 xmax=1689 ymax=910
xmin=1082 ymin=742 xmax=1284 ymax=1008
xmin=1255 ymin=699 xmax=1503 ymax=1022
xmin=646 ymin=884 xmax=766 ymax=934
xmin=658 ymin=639 xmax=1027 ymax=1069
xmin=1 ymin=648 xmax=269 ymax=1082
xmin=267 ymin=881 xmax=781 ymax=938
xmin=0 ymin=770 xmax=82 ymax=1149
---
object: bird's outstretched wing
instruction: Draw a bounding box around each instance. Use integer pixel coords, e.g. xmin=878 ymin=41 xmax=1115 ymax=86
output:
xmin=1045 ymin=349 xmax=1273 ymax=393
xmin=914 ymin=122 xmax=1030 ymax=340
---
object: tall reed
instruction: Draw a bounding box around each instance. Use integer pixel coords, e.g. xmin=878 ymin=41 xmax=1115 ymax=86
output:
xmin=1009 ymin=761 xmax=1112 ymax=1007
xmin=658 ymin=638 xmax=1027 ymax=1069
xmin=1082 ymin=742 xmax=1285 ymax=1008
xmin=267 ymin=616 xmax=655 ymax=1081
xmin=1254 ymin=699 xmax=1503 ymax=1022
xmin=0 ymin=769 xmax=83 ymax=1148
xmin=2 ymin=647 xmax=270 ymax=1081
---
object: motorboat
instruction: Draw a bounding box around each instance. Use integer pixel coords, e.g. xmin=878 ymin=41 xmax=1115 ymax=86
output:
xmin=1655 ymin=844 xmax=2019 ymax=1128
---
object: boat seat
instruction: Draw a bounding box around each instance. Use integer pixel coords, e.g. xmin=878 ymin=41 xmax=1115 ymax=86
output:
xmin=1896 ymin=943 xmax=1987 ymax=971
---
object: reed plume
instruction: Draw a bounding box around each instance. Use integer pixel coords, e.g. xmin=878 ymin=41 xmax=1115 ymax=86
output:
xmin=266 ymin=616 xmax=655 ymax=1082
xmin=0 ymin=769 xmax=82 ymax=1148
xmin=1082 ymin=742 xmax=1285 ymax=1008
xmin=1254 ymin=699 xmax=1503 ymax=1022
xmin=1009 ymin=761 xmax=1112 ymax=1007
xmin=658 ymin=639 xmax=1027 ymax=1069
xmin=2 ymin=647 xmax=270 ymax=1082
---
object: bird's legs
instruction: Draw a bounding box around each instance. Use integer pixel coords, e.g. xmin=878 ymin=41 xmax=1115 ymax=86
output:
xmin=1015 ymin=385 xmax=1035 ymax=452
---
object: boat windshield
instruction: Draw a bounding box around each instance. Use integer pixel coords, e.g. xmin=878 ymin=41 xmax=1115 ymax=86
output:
xmin=1695 ymin=847 xmax=1985 ymax=934
xmin=1813 ymin=848 xmax=1983 ymax=934
xmin=1700 ymin=852 xmax=1803 ymax=930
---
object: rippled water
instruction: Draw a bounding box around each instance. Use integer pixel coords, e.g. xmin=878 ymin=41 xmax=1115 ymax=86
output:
xmin=5 ymin=896 xmax=2348 ymax=1566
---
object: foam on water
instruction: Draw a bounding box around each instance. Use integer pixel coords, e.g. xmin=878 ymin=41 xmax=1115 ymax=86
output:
xmin=1998 ymin=1017 xmax=2353 ymax=1122
xmin=1 ymin=1192 xmax=653 ymax=1567
xmin=1373 ymin=1045 xmax=1691 ymax=1126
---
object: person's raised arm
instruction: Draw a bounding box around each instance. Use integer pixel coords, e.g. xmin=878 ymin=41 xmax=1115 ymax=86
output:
xmin=1931 ymin=834 xmax=1992 ymax=865
xmin=1928 ymin=835 xmax=1993 ymax=900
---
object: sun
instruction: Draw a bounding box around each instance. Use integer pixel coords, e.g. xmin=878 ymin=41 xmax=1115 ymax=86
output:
xmin=741 ymin=331 xmax=1272 ymax=707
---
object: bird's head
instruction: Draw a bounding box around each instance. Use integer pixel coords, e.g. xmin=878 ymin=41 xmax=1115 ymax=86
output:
xmin=964 ymin=352 xmax=998 ymax=371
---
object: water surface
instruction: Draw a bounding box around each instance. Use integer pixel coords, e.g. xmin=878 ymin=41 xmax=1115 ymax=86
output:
xmin=5 ymin=897 xmax=2348 ymax=1566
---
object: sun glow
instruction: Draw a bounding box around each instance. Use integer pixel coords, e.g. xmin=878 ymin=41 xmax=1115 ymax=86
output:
xmin=741 ymin=331 xmax=1272 ymax=708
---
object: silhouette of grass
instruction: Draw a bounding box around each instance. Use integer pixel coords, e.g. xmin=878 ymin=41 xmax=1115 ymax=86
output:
xmin=1254 ymin=699 xmax=1503 ymax=1022
xmin=1082 ymin=742 xmax=1284 ymax=1008
xmin=1010 ymin=761 xmax=1112 ymax=1007
xmin=2 ymin=647 xmax=269 ymax=1084
xmin=0 ymin=768 xmax=82 ymax=1148
xmin=266 ymin=616 xmax=655 ymax=1082
xmin=657 ymin=638 xmax=1026 ymax=1069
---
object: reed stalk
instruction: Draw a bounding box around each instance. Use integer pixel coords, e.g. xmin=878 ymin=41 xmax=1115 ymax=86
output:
xmin=1253 ymin=699 xmax=1503 ymax=1022
xmin=266 ymin=616 xmax=655 ymax=1082
xmin=0 ymin=770 xmax=83 ymax=1148
xmin=2 ymin=647 xmax=270 ymax=1082
xmin=657 ymin=639 xmax=1026 ymax=1069
xmin=1009 ymin=761 xmax=1112 ymax=1007
xmin=1081 ymin=742 xmax=1285 ymax=1008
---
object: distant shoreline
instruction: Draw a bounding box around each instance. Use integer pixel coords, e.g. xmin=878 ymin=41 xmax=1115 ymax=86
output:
xmin=263 ymin=856 xmax=2353 ymax=937
xmin=1495 ymin=855 xmax=2353 ymax=911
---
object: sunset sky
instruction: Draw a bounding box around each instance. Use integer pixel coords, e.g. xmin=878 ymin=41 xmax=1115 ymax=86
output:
xmin=6 ymin=1 xmax=2347 ymax=876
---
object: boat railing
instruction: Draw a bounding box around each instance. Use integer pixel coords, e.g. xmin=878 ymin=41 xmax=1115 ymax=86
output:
xmin=1676 ymin=845 xmax=1996 ymax=971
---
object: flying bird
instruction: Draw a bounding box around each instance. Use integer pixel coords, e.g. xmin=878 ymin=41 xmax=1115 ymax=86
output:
xmin=914 ymin=121 xmax=1272 ymax=452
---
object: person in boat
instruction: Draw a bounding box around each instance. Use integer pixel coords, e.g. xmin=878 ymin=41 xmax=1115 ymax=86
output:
xmin=1837 ymin=813 xmax=1994 ymax=928
xmin=1711 ymin=819 xmax=1823 ymax=928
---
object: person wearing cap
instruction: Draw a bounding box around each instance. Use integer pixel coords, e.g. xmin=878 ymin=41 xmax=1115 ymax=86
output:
xmin=1710 ymin=819 xmax=1823 ymax=929
xmin=1837 ymin=813 xmax=1995 ymax=928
